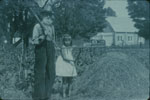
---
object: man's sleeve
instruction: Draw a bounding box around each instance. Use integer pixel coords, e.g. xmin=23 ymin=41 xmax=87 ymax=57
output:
xmin=32 ymin=24 xmax=40 ymax=44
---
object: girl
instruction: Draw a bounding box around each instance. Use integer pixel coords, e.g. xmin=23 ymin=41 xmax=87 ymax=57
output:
xmin=56 ymin=34 xmax=77 ymax=98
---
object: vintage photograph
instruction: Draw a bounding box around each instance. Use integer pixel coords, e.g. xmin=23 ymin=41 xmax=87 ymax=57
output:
xmin=0 ymin=0 xmax=149 ymax=100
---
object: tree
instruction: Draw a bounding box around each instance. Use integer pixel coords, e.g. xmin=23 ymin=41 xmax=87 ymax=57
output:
xmin=0 ymin=0 xmax=41 ymax=45
xmin=127 ymin=0 xmax=150 ymax=40
xmin=0 ymin=0 xmax=44 ymax=80
xmin=52 ymin=0 xmax=106 ymax=38
xmin=105 ymin=7 xmax=116 ymax=17
xmin=1 ymin=0 xmax=107 ymax=41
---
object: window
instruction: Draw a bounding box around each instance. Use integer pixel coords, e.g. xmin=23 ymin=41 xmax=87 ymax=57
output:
xmin=117 ymin=36 xmax=123 ymax=41
xmin=121 ymin=36 xmax=123 ymax=40
xmin=99 ymin=35 xmax=103 ymax=40
xmin=91 ymin=40 xmax=97 ymax=44
xmin=128 ymin=36 xmax=132 ymax=41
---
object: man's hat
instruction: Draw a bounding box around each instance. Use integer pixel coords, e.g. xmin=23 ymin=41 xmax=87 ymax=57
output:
xmin=40 ymin=10 xmax=53 ymax=18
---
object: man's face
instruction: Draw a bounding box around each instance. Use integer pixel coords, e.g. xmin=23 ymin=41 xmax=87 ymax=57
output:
xmin=43 ymin=16 xmax=53 ymax=25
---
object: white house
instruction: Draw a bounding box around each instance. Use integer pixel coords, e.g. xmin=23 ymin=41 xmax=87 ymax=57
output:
xmin=91 ymin=17 xmax=145 ymax=47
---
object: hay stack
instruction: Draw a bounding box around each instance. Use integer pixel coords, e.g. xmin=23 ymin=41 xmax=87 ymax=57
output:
xmin=73 ymin=52 xmax=149 ymax=99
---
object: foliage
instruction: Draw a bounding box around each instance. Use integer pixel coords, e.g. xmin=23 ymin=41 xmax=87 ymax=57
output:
xmin=52 ymin=0 xmax=106 ymax=38
xmin=0 ymin=0 xmax=39 ymax=44
xmin=0 ymin=0 xmax=107 ymax=41
xmin=0 ymin=42 xmax=149 ymax=99
xmin=127 ymin=0 xmax=150 ymax=40
xmin=0 ymin=44 xmax=34 ymax=99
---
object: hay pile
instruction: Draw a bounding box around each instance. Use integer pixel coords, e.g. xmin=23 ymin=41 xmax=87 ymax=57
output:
xmin=73 ymin=52 xmax=149 ymax=99
xmin=126 ymin=49 xmax=149 ymax=70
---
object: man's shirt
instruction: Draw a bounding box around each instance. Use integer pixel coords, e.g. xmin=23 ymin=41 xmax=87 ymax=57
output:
xmin=32 ymin=23 xmax=55 ymax=44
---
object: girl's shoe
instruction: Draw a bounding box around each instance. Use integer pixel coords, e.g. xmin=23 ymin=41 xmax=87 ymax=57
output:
xmin=63 ymin=92 xmax=66 ymax=98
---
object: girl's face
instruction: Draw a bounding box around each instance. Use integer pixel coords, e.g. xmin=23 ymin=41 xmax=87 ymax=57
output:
xmin=64 ymin=38 xmax=71 ymax=46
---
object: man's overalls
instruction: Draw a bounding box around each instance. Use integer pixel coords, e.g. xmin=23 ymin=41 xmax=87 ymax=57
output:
xmin=32 ymin=23 xmax=55 ymax=100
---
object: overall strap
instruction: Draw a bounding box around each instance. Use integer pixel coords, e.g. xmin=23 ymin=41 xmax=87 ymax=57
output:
xmin=39 ymin=23 xmax=47 ymax=40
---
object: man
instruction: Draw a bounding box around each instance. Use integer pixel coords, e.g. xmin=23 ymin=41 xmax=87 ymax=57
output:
xmin=32 ymin=11 xmax=55 ymax=100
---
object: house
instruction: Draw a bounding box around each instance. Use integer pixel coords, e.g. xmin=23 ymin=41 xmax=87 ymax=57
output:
xmin=91 ymin=17 xmax=145 ymax=47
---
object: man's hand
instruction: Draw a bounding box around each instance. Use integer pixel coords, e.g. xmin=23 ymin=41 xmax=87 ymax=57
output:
xmin=38 ymin=35 xmax=45 ymax=44
xmin=39 ymin=35 xmax=45 ymax=40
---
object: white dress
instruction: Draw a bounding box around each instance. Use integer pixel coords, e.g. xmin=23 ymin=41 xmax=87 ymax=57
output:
xmin=56 ymin=46 xmax=77 ymax=77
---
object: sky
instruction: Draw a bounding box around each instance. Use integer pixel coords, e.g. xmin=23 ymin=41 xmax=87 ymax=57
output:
xmin=104 ymin=0 xmax=129 ymax=17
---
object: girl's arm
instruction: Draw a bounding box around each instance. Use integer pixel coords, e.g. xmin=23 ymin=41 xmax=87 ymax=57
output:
xmin=61 ymin=48 xmax=74 ymax=63
xmin=61 ymin=48 xmax=69 ymax=62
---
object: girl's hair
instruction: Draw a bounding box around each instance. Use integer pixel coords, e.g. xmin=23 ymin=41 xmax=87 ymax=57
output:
xmin=63 ymin=34 xmax=72 ymax=46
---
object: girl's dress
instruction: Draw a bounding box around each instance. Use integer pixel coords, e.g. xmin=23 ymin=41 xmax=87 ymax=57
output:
xmin=56 ymin=45 xmax=77 ymax=77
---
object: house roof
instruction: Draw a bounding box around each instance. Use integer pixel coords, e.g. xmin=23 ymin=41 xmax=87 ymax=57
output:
xmin=106 ymin=17 xmax=139 ymax=32
xmin=91 ymin=32 xmax=113 ymax=40
xmin=96 ymin=32 xmax=113 ymax=36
